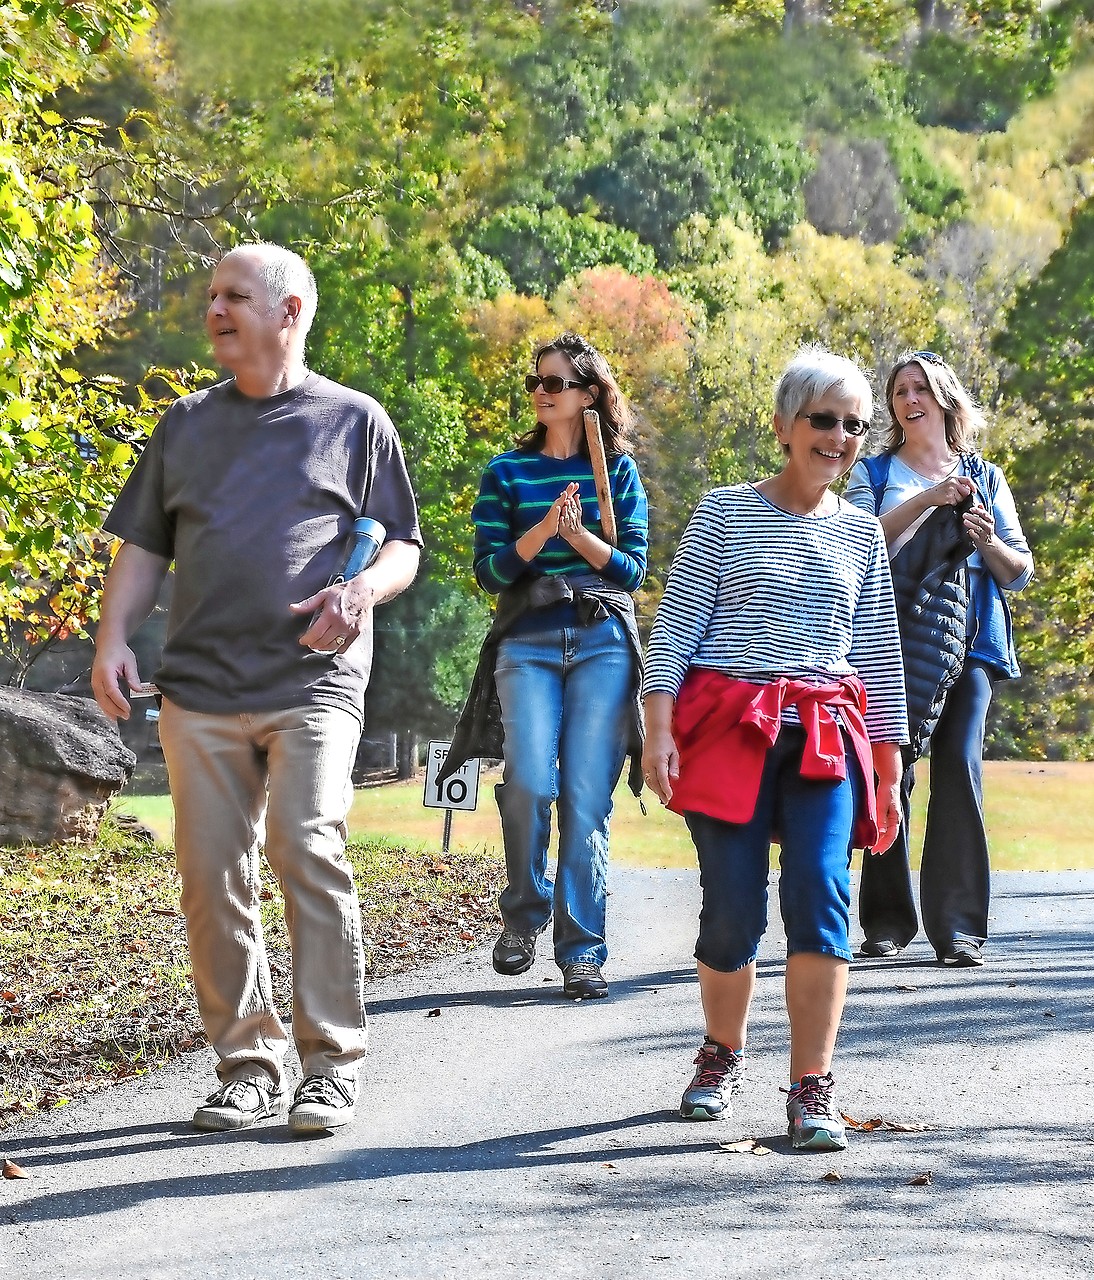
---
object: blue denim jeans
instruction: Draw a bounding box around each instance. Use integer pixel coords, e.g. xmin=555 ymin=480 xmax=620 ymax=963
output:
xmin=684 ymin=727 xmax=862 ymax=972
xmin=493 ymin=614 xmax=634 ymax=967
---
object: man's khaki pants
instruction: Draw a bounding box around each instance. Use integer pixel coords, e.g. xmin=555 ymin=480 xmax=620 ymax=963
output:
xmin=158 ymin=698 xmax=366 ymax=1090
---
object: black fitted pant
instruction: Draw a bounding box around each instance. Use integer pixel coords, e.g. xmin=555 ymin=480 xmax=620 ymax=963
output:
xmin=859 ymin=660 xmax=996 ymax=959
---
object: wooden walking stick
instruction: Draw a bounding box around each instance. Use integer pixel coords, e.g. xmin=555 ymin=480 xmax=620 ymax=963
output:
xmin=583 ymin=408 xmax=617 ymax=546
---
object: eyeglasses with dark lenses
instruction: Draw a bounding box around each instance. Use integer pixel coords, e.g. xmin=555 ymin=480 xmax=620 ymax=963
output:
xmin=524 ymin=374 xmax=589 ymax=394
xmin=796 ymin=412 xmax=870 ymax=437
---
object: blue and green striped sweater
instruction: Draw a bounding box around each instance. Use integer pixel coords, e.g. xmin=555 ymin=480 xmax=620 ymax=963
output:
xmin=472 ymin=448 xmax=648 ymax=594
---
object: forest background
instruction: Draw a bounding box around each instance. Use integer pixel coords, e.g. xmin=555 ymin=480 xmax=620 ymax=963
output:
xmin=3 ymin=0 xmax=1094 ymax=763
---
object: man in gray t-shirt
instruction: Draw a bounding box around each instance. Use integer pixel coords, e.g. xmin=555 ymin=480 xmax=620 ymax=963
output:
xmin=92 ymin=243 xmax=422 ymax=1135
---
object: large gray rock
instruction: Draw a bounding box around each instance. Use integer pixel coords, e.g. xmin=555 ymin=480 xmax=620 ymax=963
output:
xmin=0 ymin=687 xmax=136 ymax=846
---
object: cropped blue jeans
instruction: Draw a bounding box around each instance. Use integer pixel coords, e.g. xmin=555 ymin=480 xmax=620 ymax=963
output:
xmin=493 ymin=614 xmax=633 ymax=968
xmin=684 ymin=726 xmax=862 ymax=972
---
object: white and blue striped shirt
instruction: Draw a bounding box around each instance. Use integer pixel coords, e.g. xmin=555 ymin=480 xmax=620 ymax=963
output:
xmin=644 ymin=484 xmax=908 ymax=743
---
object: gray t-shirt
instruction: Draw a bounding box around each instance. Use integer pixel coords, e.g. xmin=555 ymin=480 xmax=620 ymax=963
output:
xmin=104 ymin=372 xmax=423 ymax=722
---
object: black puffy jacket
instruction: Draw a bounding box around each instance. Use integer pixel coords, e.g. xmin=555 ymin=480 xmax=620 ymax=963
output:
xmin=889 ymin=504 xmax=975 ymax=759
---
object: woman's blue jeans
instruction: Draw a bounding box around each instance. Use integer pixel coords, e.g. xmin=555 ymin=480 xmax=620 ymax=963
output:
xmin=493 ymin=615 xmax=633 ymax=968
xmin=684 ymin=727 xmax=862 ymax=972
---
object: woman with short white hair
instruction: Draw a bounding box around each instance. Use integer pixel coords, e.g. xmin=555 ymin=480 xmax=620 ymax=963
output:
xmin=643 ymin=346 xmax=907 ymax=1152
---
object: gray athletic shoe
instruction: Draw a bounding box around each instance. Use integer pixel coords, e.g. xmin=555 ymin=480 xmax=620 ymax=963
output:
xmin=192 ymin=1078 xmax=283 ymax=1132
xmin=784 ymin=1072 xmax=847 ymax=1151
xmin=288 ymin=1074 xmax=358 ymax=1134
xmin=492 ymin=930 xmax=539 ymax=975
xmin=680 ymin=1041 xmax=744 ymax=1120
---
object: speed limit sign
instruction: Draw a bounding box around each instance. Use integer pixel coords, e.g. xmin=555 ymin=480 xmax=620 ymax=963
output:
xmin=423 ymin=741 xmax=480 ymax=812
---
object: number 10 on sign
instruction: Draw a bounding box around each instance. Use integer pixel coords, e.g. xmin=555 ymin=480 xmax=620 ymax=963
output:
xmin=424 ymin=742 xmax=480 ymax=811
xmin=423 ymin=742 xmax=480 ymax=856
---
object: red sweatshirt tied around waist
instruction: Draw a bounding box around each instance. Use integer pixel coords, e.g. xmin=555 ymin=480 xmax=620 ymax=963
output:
xmin=667 ymin=668 xmax=879 ymax=849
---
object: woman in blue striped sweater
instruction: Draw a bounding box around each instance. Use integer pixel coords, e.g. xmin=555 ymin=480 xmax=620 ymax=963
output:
xmin=455 ymin=333 xmax=648 ymax=1000
xmin=642 ymin=347 xmax=907 ymax=1151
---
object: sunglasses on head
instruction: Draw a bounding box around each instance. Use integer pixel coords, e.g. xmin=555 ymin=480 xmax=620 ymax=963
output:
xmin=796 ymin=412 xmax=870 ymax=437
xmin=912 ymin=350 xmax=945 ymax=365
xmin=524 ymin=374 xmax=590 ymax=394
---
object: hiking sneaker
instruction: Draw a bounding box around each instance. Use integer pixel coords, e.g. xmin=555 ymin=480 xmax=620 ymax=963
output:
xmin=492 ymin=930 xmax=538 ymax=976
xmin=680 ymin=1041 xmax=743 ymax=1120
xmin=857 ymin=938 xmax=902 ymax=959
xmin=192 ymin=1078 xmax=283 ymax=1132
xmin=561 ymin=962 xmax=608 ymax=999
xmin=784 ymin=1072 xmax=847 ymax=1151
xmin=942 ymin=941 xmax=984 ymax=967
xmin=288 ymin=1074 xmax=358 ymax=1134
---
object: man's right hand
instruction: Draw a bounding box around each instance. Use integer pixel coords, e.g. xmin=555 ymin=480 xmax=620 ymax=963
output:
xmin=91 ymin=642 xmax=143 ymax=722
xmin=89 ymin=542 xmax=171 ymax=722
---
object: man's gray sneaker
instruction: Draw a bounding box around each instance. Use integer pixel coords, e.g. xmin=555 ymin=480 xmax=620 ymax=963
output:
xmin=288 ymin=1074 xmax=357 ymax=1134
xmin=784 ymin=1072 xmax=847 ymax=1151
xmin=680 ymin=1041 xmax=743 ymax=1120
xmin=192 ymin=1078 xmax=283 ymax=1132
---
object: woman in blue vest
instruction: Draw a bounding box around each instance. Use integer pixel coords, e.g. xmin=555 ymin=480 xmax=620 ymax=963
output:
xmin=845 ymin=351 xmax=1034 ymax=967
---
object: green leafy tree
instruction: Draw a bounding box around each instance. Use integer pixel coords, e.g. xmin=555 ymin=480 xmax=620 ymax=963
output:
xmin=0 ymin=0 xmax=173 ymax=682
xmin=991 ymin=195 xmax=1094 ymax=755
xmin=471 ymin=205 xmax=656 ymax=296
xmin=906 ymin=2 xmax=1079 ymax=130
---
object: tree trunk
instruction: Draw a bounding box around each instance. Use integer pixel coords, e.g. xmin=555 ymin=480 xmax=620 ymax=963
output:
xmin=396 ymin=728 xmax=418 ymax=780
xmin=783 ymin=1 xmax=819 ymax=35
xmin=398 ymin=283 xmax=415 ymax=384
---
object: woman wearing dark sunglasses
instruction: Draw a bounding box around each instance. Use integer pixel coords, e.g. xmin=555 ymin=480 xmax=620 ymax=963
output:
xmin=642 ymin=346 xmax=907 ymax=1152
xmin=844 ymin=351 xmax=1033 ymax=968
xmin=442 ymin=332 xmax=648 ymax=1000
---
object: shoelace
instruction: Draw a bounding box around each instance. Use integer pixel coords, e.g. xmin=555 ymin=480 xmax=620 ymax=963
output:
xmin=500 ymin=931 xmax=534 ymax=949
xmin=294 ymin=1076 xmax=354 ymax=1107
xmin=207 ymin=1079 xmax=269 ymax=1107
xmin=566 ymin=963 xmax=601 ymax=979
xmin=691 ymin=1045 xmax=737 ymax=1089
xmin=783 ymin=1075 xmax=834 ymax=1116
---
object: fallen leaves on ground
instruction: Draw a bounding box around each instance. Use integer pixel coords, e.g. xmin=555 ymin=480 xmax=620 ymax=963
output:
xmin=841 ymin=1114 xmax=934 ymax=1133
xmin=717 ymin=1139 xmax=773 ymax=1156
xmin=821 ymin=1170 xmax=843 ymax=1182
xmin=907 ymin=1171 xmax=933 ymax=1186
xmin=2 ymin=1159 xmax=28 ymax=1179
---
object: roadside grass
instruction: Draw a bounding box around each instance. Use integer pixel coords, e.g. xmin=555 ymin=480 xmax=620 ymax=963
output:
xmin=117 ymin=760 xmax=1094 ymax=873
xmin=0 ymin=819 xmax=503 ymax=1130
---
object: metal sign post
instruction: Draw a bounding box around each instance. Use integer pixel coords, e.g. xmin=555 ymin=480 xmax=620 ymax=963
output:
xmin=423 ymin=741 xmax=480 ymax=855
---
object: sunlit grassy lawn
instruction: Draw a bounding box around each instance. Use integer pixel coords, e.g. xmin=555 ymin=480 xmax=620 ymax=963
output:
xmin=118 ymin=760 xmax=1093 ymax=872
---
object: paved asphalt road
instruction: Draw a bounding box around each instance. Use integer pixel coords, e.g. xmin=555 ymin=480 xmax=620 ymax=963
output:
xmin=2 ymin=867 xmax=1092 ymax=1280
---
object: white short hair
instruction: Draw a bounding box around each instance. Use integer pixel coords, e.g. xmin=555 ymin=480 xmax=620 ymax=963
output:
xmin=222 ymin=243 xmax=318 ymax=338
xmin=774 ymin=345 xmax=873 ymax=423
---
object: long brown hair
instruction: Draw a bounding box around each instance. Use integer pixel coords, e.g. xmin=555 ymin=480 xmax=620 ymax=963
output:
xmin=516 ymin=332 xmax=636 ymax=457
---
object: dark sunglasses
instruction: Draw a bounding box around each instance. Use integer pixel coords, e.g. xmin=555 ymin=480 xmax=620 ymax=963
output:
xmin=524 ymin=374 xmax=590 ymax=394
xmin=796 ymin=412 xmax=870 ymax=437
